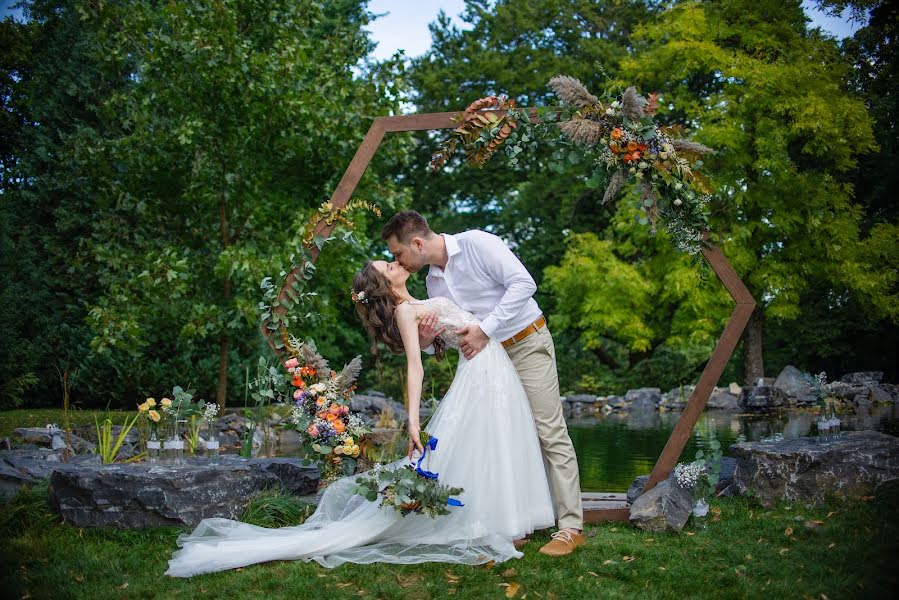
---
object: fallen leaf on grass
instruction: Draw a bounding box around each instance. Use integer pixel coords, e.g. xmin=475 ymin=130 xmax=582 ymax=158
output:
xmin=609 ymin=527 xmax=618 ymax=532
xmin=602 ymin=560 xmax=616 ymax=565
xmin=779 ymin=548 xmax=790 ymax=555
xmin=445 ymin=572 xmax=461 ymax=583
xmin=484 ymin=560 xmax=496 ymax=570
xmin=745 ymin=554 xmax=753 ymax=561
xmin=686 ymin=532 xmax=696 ymax=536
xmin=805 ymin=520 xmax=824 ymax=528
xmin=623 ymin=556 xmax=636 ymax=562
xmin=316 ymin=574 xmax=327 ymax=578
xmin=501 ymin=568 xmax=517 ymax=578
xmin=828 ymin=543 xmax=836 ymax=548
xmin=74 ymin=575 xmax=84 ymax=583
xmin=588 ymin=571 xmax=599 ymax=577
xmin=785 ymin=527 xmax=794 ymax=537
xmin=710 ymin=507 xmax=721 ymax=522
xmin=118 ymin=583 xmax=128 ymax=590
xmin=501 ymin=582 xmax=521 ymax=598
xmin=827 ymin=511 xmax=837 ymax=518
xmin=861 ymin=496 xmax=874 ymax=501
xmin=658 ymin=567 xmax=667 ymax=571
xmin=644 ymin=538 xmax=655 ymax=543
xmin=336 ymin=583 xmax=353 ymax=589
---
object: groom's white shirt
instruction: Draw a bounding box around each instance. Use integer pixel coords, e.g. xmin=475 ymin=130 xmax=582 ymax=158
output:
xmin=426 ymin=231 xmax=543 ymax=342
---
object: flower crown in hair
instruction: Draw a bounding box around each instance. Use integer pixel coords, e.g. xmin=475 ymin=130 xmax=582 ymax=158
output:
xmin=351 ymin=290 xmax=368 ymax=304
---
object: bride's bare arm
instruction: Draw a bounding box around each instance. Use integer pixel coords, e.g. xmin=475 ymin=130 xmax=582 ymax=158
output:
xmin=395 ymin=303 xmax=425 ymax=458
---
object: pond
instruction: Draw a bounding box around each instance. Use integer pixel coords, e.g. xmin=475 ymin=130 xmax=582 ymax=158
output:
xmin=569 ymin=404 xmax=899 ymax=492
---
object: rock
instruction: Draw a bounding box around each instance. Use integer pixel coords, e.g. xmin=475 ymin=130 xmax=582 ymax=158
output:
xmin=728 ymin=382 xmax=742 ymax=395
xmin=627 ymin=475 xmax=650 ymax=504
xmin=870 ymin=384 xmax=895 ymax=405
xmin=840 ymin=371 xmax=883 ymax=384
xmin=350 ymin=393 xmax=407 ymax=423
xmin=716 ymin=456 xmax=737 ymax=496
xmin=563 ymin=394 xmax=599 ymax=418
xmin=0 ymin=437 xmax=9 ymax=451
xmin=47 ymin=457 xmax=320 ymax=528
xmin=625 ymin=388 xmax=661 ymax=410
xmin=628 ymin=478 xmax=694 ymax=533
xmin=739 ymin=385 xmax=786 ymax=412
xmin=827 ymin=381 xmax=869 ymax=401
xmin=605 ymin=395 xmax=626 ymax=410
xmin=219 ymin=413 xmax=242 ymax=425
xmin=14 ymin=427 xmax=96 ymax=454
xmin=0 ymin=448 xmax=101 ymax=496
xmin=707 ymin=389 xmax=740 ymax=410
xmin=773 ymin=365 xmax=817 ymax=406
xmin=730 ymin=430 xmax=899 ymax=507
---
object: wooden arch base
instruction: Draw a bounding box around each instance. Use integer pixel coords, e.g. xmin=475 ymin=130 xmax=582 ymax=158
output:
xmin=271 ymin=110 xmax=756 ymax=523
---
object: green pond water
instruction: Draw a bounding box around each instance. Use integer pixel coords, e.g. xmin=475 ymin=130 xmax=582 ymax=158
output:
xmin=272 ymin=405 xmax=898 ymax=493
xmin=569 ymin=405 xmax=899 ymax=492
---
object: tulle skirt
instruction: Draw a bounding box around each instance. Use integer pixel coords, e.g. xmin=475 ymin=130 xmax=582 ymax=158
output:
xmin=166 ymin=340 xmax=554 ymax=577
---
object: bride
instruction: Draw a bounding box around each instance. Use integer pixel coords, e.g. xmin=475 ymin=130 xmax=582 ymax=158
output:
xmin=166 ymin=260 xmax=554 ymax=577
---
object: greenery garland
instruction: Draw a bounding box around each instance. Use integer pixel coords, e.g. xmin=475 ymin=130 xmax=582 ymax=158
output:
xmin=430 ymin=76 xmax=716 ymax=254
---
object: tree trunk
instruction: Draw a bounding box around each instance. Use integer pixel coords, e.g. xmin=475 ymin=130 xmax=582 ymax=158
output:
xmin=216 ymin=275 xmax=232 ymax=410
xmin=742 ymin=307 xmax=765 ymax=386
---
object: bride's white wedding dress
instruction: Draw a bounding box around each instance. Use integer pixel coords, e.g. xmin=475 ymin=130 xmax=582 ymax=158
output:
xmin=166 ymin=297 xmax=554 ymax=577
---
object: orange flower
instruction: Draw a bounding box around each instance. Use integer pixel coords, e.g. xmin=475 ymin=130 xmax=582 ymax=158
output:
xmin=611 ymin=128 xmax=623 ymax=140
xmin=609 ymin=142 xmax=620 ymax=153
xmin=631 ymin=151 xmax=641 ymax=160
xmin=639 ymin=143 xmax=649 ymax=152
xmin=623 ymin=153 xmax=633 ymax=163
xmin=292 ymin=375 xmax=305 ymax=387
xmin=333 ymin=420 xmax=346 ymax=434
xmin=328 ymin=404 xmax=341 ymax=415
xmin=316 ymin=397 xmax=326 ymax=406
xmin=627 ymin=141 xmax=638 ymax=152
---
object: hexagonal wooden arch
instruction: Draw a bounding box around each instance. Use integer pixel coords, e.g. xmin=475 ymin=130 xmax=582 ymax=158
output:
xmin=266 ymin=109 xmax=756 ymax=523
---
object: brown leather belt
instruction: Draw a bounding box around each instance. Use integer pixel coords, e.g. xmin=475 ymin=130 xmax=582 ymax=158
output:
xmin=501 ymin=315 xmax=546 ymax=348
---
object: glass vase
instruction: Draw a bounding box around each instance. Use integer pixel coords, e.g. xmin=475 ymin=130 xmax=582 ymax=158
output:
xmin=166 ymin=419 xmax=185 ymax=464
xmin=205 ymin=428 xmax=220 ymax=464
xmin=692 ymin=497 xmax=709 ymax=518
xmin=146 ymin=429 xmax=161 ymax=463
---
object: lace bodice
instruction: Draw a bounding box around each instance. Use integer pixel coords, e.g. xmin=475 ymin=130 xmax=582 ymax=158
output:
xmin=409 ymin=297 xmax=481 ymax=350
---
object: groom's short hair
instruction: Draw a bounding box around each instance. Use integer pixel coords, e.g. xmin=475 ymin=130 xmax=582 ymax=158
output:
xmin=381 ymin=211 xmax=434 ymax=244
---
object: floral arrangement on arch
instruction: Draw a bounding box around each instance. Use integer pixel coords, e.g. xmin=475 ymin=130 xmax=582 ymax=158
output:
xmin=260 ymin=199 xmax=382 ymax=483
xmin=283 ymin=343 xmax=371 ymax=481
xmin=429 ymin=75 xmax=715 ymax=254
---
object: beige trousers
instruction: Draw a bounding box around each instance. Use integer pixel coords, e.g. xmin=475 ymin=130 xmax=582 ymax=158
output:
xmin=504 ymin=325 xmax=583 ymax=531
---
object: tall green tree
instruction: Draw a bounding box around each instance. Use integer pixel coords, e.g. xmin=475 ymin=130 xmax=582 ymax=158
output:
xmin=618 ymin=0 xmax=895 ymax=384
xmin=2 ymin=0 xmax=409 ymax=407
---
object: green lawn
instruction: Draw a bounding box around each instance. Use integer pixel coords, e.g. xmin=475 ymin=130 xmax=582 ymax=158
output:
xmin=1 ymin=480 xmax=896 ymax=600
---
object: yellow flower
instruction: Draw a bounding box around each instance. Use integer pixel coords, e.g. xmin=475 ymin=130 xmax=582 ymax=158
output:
xmin=160 ymin=398 xmax=172 ymax=407
xmin=138 ymin=403 xmax=149 ymax=413
xmin=334 ymin=445 xmax=344 ymax=455
xmin=145 ymin=397 xmax=156 ymax=407
xmin=148 ymin=410 xmax=161 ymax=423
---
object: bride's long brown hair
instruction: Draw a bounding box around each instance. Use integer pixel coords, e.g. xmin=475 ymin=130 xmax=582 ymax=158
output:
xmin=352 ymin=262 xmax=445 ymax=365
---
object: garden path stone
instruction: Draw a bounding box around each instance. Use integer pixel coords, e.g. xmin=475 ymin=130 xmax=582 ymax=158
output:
xmin=730 ymin=430 xmax=899 ymax=507
xmin=47 ymin=456 xmax=320 ymax=528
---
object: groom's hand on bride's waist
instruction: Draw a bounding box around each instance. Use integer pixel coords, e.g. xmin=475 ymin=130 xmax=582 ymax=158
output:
xmin=418 ymin=313 xmax=446 ymax=350
xmin=457 ymin=325 xmax=488 ymax=360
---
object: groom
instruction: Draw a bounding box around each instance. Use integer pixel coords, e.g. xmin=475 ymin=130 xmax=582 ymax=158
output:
xmin=381 ymin=211 xmax=585 ymax=556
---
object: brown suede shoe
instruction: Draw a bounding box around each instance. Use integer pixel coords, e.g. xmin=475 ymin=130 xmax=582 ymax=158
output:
xmin=538 ymin=530 xmax=586 ymax=556
xmin=513 ymin=538 xmax=529 ymax=550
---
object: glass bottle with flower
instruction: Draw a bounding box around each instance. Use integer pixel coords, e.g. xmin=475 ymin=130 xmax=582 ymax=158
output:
xmin=808 ymin=371 xmax=841 ymax=443
xmin=137 ymin=397 xmax=164 ymax=462
xmin=201 ymin=402 xmax=221 ymax=463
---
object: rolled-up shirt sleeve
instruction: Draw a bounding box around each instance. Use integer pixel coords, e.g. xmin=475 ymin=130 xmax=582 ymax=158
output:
xmin=472 ymin=232 xmax=537 ymax=338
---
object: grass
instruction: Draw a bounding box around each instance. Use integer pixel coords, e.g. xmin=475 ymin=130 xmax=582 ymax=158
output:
xmin=1 ymin=481 xmax=897 ymax=600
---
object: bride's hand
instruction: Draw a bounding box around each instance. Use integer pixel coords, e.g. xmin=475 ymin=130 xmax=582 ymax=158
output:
xmin=406 ymin=426 xmax=424 ymax=460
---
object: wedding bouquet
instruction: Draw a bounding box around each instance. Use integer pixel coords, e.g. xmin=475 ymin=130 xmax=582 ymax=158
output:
xmin=352 ymin=435 xmax=464 ymax=518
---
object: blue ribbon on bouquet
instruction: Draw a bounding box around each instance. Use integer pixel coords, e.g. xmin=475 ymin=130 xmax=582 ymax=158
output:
xmin=414 ymin=435 xmax=464 ymax=507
